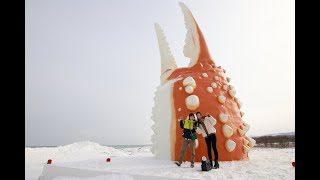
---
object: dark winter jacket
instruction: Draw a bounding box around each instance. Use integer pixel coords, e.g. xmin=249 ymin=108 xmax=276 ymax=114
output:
xmin=180 ymin=119 xmax=198 ymax=140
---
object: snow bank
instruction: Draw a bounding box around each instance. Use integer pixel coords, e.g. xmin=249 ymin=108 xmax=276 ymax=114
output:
xmin=25 ymin=141 xmax=127 ymax=180
xmin=26 ymin=141 xmax=295 ymax=180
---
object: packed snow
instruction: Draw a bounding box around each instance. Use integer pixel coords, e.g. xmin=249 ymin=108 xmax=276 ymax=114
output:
xmin=25 ymin=141 xmax=295 ymax=180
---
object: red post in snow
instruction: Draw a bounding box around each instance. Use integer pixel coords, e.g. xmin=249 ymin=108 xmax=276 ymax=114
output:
xmin=47 ymin=159 xmax=52 ymax=164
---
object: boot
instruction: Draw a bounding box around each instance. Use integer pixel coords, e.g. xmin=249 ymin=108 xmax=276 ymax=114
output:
xmin=213 ymin=160 xmax=219 ymax=169
xmin=175 ymin=162 xmax=181 ymax=167
xmin=190 ymin=163 xmax=194 ymax=168
xmin=210 ymin=160 xmax=213 ymax=168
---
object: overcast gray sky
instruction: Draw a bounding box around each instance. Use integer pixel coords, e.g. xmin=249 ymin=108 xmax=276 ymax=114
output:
xmin=25 ymin=0 xmax=295 ymax=146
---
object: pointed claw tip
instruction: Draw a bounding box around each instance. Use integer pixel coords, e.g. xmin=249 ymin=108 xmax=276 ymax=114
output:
xmin=179 ymin=2 xmax=190 ymax=13
xmin=178 ymin=2 xmax=185 ymax=7
xmin=154 ymin=23 xmax=161 ymax=30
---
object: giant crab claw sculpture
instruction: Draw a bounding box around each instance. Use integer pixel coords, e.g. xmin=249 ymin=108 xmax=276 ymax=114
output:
xmin=151 ymin=2 xmax=255 ymax=162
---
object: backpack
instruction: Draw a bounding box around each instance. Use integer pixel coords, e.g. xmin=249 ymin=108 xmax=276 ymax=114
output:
xmin=201 ymin=160 xmax=212 ymax=171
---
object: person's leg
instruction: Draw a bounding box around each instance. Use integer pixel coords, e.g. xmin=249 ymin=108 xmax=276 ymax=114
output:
xmin=211 ymin=134 xmax=219 ymax=160
xmin=211 ymin=134 xmax=219 ymax=168
xmin=205 ymin=137 xmax=213 ymax=166
xmin=189 ymin=140 xmax=196 ymax=167
xmin=177 ymin=138 xmax=188 ymax=165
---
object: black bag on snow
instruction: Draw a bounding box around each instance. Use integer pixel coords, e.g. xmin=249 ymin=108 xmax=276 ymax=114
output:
xmin=201 ymin=160 xmax=212 ymax=171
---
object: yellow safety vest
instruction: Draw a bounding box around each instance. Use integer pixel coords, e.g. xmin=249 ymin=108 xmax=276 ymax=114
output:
xmin=183 ymin=119 xmax=195 ymax=130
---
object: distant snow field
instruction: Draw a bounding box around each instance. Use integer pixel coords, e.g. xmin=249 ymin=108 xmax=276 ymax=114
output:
xmin=25 ymin=141 xmax=295 ymax=180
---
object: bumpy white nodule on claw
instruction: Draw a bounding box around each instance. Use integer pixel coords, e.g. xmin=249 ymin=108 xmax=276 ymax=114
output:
xmin=214 ymin=76 xmax=219 ymax=81
xmin=219 ymin=113 xmax=228 ymax=123
xmin=228 ymin=89 xmax=236 ymax=97
xmin=211 ymin=82 xmax=217 ymax=88
xmin=202 ymin=73 xmax=208 ymax=78
xmin=238 ymin=128 xmax=246 ymax=136
xmin=235 ymin=98 xmax=243 ymax=109
xmin=240 ymin=124 xmax=250 ymax=133
xmin=219 ymin=72 xmax=226 ymax=79
xmin=185 ymin=86 xmax=194 ymax=94
xmin=222 ymin=124 xmax=233 ymax=138
xmin=183 ymin=76 xmax=196 ymax=88
xmin=185 ymin=95 xmax=200 ymax=110
xmin=179 ymin=87 xmax=182 ymax=90
xmin=218 ymin=95 xmax=226 ymax=104
xmin=225 ymin=139 xmax=236 ymax=152
xmin=243 ymin=122 xmax=250 ymax=129
xmin=223 ymin=85 xmax=228 ymax=91
xmin=243 ymin=144 xmax=250 ymax=153
xmin=207 ymin=87 xmax=213 ymax=93
xmin=243 ymin=138 xmax=249 ymax=146
xmin=246 ymin=136 xmax=256 ymax=148
xmin=240 ymin=111 xmax=245 ymax=117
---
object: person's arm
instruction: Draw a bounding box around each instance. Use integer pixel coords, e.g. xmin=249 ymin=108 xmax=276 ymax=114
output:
xmin=195 ymin=126 xmax=202 ymax=134
xmin=191 ymin=122 xmax=197 ymax=133
xmin=180 ymin=120 xmax=184 ymax=129
xmin=206 ymin=115 xmax=217 ymax=126
xmin=191 ymin=127 xmax=196 ymax=133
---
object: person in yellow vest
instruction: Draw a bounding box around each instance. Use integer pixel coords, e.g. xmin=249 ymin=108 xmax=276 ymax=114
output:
xmin=175 ymin=113 xmax=197 ymax=168
xmin=195 ymin=112 xmax=219 ymax=169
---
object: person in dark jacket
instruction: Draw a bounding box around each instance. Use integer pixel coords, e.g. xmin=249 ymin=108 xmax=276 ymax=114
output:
xmin=175 ymin=113 xmax=197 ymax=168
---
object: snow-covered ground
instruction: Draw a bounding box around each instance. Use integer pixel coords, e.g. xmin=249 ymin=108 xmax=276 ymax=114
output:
xmin=25 ymin=141 xmax=295 ymax=180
